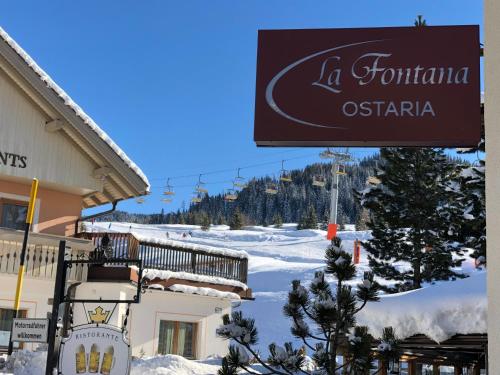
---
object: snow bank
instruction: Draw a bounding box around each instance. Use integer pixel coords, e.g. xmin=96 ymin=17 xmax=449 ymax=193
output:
xmin=168 ymin=284 xmax=241 ymax=300
xmin=357 ymin=272 xmax=487 ymax=342
xmin=143 ymin=269 xmax=248 ymax=290
xmin=0 ymin=27 xmax=149 ymax=189
xmin=131 ymin=355 xmax=221 ymax=375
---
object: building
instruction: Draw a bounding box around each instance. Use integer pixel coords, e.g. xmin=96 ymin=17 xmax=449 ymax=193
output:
xmin=0 ymin=26 xmax=250 ymax=359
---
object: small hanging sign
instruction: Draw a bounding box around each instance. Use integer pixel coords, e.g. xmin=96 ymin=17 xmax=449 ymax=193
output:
xmin=58 ymin=324 xmax=130 ymax=375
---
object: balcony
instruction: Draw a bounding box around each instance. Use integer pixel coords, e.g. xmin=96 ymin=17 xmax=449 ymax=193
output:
xmin=0 ymin=227 xmax=94 ymax=281
xmin=78 ymin=232 xmax=249 ymax=284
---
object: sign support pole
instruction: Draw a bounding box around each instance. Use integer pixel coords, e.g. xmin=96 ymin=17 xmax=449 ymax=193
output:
xmin=45 ymin=240 xmax=67 ymax=375
xmin=327 ymin=162 xmax=339 ymax=240
xmin=7 ymin=178 xmax=38 ymax=355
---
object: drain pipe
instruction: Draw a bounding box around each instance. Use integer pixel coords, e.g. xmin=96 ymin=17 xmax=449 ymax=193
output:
xmin=74 ymin=200 xmax=121 ymax=236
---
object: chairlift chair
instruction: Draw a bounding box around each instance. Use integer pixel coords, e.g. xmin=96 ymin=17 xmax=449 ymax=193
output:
xmin=233 ymin=168 xmax=247 ymax=189
xmin=280 ymin=160 xmax=293 ymax=183
xmin=163 ymin=178 xmax=175 ymax=196
xmin=191 ymin=193 xmax=203 ymax=204
xmin=265 ymin=183 xmax=279 ymax=195
xmin=135 ymin=197 xmax=145 ymax=204
xmin=195 ymin=174 xmax=209 ymax=194
xmin=336 ymin=164 xmax=347 ymax=175
xmin=312 ymin=175 xmax=326 ymax=187
xmin=161 ymin=198 xmax=173 ymax=203
xmin=367 ymin=176 xmax=382 ymax=185
xmin=224 ymin=188 xmax=238 ymax=202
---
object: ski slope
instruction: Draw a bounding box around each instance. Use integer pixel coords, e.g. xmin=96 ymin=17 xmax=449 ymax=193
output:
xmin=87 ymin=222 xmax=485 ymax=354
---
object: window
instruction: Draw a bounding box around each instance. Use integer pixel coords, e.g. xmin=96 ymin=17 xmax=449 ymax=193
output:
xmin=0 ymin=308 xmax=26 ymax=348
xmin=0 ymin=202 xmax=27 ymax=230
xmin=158 ymin=320 xmax=197 ymax=359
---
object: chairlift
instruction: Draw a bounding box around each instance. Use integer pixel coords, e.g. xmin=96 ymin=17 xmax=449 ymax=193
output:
xmin=367 ymin=176 xmax=382 ymax=185
xmin=191 ymin=193 xmax=203 ymax=204
xmin=161 ymin=198 xmax=173 ymax=203
xmin=224 ymin=188 xmax=238 ymax=202
xmin=195 ymin=174 xmax=209 ymax=194
xmin=233 ymin=168 xmax=247 ymax=189
xmin=336 ymin=164 xmax=347 ymax=175
xmin=265 ymin=182 xmax=279 ymax=195
xmin=320 ymin=148 xmax=337 ymax=159
xmin=312 ymin=175 xmax=326 ymax=187
xmin=135 ymin=197 xmax=145 ymax=204
xmin=280 ymin=160 xmax=292 ymax=183
xmin=163 ymin=178 xmax=175 ymax=196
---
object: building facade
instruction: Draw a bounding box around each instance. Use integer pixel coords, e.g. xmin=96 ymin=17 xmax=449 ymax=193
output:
xmin=0 ymin=27 xmax=250 ymax=360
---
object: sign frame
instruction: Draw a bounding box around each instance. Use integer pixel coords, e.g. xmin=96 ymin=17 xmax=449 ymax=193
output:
xmin=11 ymin=318 xmax=49 ymax=343
xmin=254 ymin=25 xmax=481 ymax=147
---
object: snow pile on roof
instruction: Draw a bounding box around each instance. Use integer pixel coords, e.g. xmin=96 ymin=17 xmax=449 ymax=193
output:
xmin=143 ymin=269 xmax=248 ymax=290
xmin=0 ymin=27 xmax=149 ymax=189
xmin=167 ymin=284 xmax=241 ymax=300
xmin=134 ymin=233 xmax=249 ymax=259
xmin=357 ymin=272 xmax=487 ymax=343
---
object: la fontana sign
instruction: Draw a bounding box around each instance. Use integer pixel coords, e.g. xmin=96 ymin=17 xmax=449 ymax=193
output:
xmin=254 ymin=25 xmax=481 ymax=147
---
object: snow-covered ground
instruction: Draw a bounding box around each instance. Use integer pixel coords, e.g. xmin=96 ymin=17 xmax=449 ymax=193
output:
xmin=2 ymin=223 xmax=483 ymax=374
xmin=86 ymin=222 xmax=485 ymax=353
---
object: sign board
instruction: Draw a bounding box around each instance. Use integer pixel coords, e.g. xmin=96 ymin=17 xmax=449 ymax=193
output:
xmin=59 ymin=324 xmax=130 ymax=375
xmin=254 ymin=25 xmax=481 ymax=147
xmin=11 ymin=318 xmax=49 ymax=343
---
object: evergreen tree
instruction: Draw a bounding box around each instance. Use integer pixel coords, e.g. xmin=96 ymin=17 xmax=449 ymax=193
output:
xmin=298 ymin=205 xmax=318 ymax=230
xmin=229 ymin=209 xmax=244 ymax=230
xmin=200 ymin=212 xmax=211 ymax=231
xmin=357 ymin=148 xmax=464 ymax=292
xmin=273 ymin=213 xmax=283 ymax=228
xmin=217 ymin=237 xmax=387 ymax=374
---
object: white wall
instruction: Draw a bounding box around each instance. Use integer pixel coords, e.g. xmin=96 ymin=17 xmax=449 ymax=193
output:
xmin=129 ymin=290 xmax=232 ymax=359
xmin=72 ymin=283 xmax=233 ymax=360
xmin=0 ymin=274 xmax=54 ymax=351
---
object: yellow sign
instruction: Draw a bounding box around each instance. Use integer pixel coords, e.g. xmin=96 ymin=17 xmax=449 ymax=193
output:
xmin=88 ymin=307 xmax=110 ymax=324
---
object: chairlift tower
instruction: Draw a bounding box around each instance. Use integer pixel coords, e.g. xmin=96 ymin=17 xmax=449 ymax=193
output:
xmin=320 ymin=149 xmax=352 ymax=240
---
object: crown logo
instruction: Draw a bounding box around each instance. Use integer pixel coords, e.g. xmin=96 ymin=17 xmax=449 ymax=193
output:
xmin=88 ymin=306 xmax=110 ymax=324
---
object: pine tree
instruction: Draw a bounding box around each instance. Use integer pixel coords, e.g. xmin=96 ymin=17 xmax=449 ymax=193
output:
xmin=217 ymin=237 xmax=386 ymax=374
xmin=357 ymin=148 xmax=464 ymax=292
xmin=229 ymin=209 xmax=244 ymax=230
xmin=273 ymin=213 xmax=283 ymax=228
xmin=298 ymin=205 xmax=318 ymax=230
xmin=200 ymin=213 xmax=211 ymax=231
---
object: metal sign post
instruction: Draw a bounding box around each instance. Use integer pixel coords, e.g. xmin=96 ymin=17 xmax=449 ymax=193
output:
xmin=45 ymin=240 xmax=67 ymax=375
xmin=8 ymin=178 xmax=39 ymax=355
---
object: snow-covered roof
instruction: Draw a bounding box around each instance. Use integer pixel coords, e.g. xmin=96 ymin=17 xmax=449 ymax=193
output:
xmin=134 ymin=233 xmax=249 ymax=259
xmin=143 ymin=269 xmax=248 ymax=290
xmin=167 ymin=284 xmax=241 ymax=300
xmin=357 ymin=272 xmax=486 ymax=343
xmin=0 ymin=26 xmax=150 ymax=190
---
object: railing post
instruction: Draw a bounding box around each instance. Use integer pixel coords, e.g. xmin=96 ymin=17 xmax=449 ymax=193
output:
xmin=191 ymin=252 xmax=197 ymax=273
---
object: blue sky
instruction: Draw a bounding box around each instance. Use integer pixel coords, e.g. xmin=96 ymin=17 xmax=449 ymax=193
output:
xmin=0 ymin=1 xmax=483 ymax=215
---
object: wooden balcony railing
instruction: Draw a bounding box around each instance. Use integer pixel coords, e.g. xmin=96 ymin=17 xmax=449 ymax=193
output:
xmin=79 ymin=232 xmax=248 ymax=284
xmin=0 ymin=227 xmax=94 ymax=281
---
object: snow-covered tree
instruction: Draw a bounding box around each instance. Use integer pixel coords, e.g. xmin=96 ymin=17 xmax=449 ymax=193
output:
xmin=357 ymin=148 xmax=465 ymax=292
xmin=229 ymin=209 xmax=244 ymax=230
xmin=217 ymin=237 xmax=385 ymax=374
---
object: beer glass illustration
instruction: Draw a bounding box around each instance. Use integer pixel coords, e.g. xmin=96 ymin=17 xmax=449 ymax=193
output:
xmin=89 ymin=344 xmax=101 ymax=373
xmin=75 ymin=344 xmax=87 ymax=373
xmin=100 ymin=346 xmax=115 ymax=374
